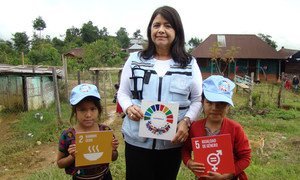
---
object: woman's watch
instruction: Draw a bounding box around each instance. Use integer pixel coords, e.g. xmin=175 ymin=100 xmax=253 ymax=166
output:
xmin=182 ymin=117 xmax=191 ymax=127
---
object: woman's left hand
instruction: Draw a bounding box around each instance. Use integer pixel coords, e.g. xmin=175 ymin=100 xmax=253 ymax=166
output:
xmin=171 ymin=120 xmax=189 ymax=144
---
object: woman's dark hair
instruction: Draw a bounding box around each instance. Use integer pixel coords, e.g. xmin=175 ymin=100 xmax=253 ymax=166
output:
xmin=140 ymin=6 xmax=192 ymax=67
xmin=69 ymin=96 xmax=102 ymax=124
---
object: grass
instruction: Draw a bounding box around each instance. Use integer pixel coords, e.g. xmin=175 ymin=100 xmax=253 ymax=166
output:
xmin=0 ymin=82 xmax=300 ymax=179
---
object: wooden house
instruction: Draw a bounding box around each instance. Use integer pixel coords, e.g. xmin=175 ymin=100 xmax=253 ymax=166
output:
xmin=278 ymin=47 xmax=300 ymax=75
xmin=192 ymin=34 xmax=283 ymax=81
xmin=0 ymin=64 xmax=62 ymax=111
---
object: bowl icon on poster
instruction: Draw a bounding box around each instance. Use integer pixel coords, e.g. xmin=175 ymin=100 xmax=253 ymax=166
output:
xmin=83 ymin=152 xmax=103 ymax=161
xmin=83 ymin=145 xmax=103 ymax=161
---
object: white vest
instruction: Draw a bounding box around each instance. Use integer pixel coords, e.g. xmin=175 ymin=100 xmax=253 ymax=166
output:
xmin=122 ymin=52 xmax=193 ymax=150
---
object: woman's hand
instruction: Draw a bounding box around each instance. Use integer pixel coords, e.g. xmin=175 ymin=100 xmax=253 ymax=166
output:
xmin=126 ymin=105 xmax=143 ymax=121
xmin=201 ymin=172 xmax=234 ymax=180
xmin=171 ymin=120 xmax=189 ymax=143
xmin=112 ymin=137 xmax=119 ymax=151
xmin=68 ymin=144 xmax=76 ymax=158
xmin=186 ymin=159 xmax=206 ymax=177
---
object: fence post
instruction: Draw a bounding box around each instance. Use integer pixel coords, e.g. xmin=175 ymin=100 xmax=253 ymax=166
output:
xmin=102 ymin=71 xmax=107 ymax=117
xmin=62 ymin=55 xmax=69 ymax=99
xmin=277 ymin=72 xmax=284 ymax=108
xmin=248 ymin=72 xmax=254 ymax=108
xmin=52 ymin=67 xmax=62 ymax=125
xmin=95 ymin=70 xmax=99 ymax=90
xmin=77 ymin=71 xmax=81 ymax=85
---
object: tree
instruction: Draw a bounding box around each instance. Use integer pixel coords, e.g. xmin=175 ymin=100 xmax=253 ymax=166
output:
xmin=133 ymin=29 xmax=142 ymax=39
xmin=52 ymin=37 xmax=65 ymax=53
xmin=64 ymin=26 xmax=83 ymax=47
xmin=83 ymin=38 xmax=123 ymax=69
xmin=12 ymin=32 xmax=30 ymax=54
xmin=116 ymin=27 xmax=130 ymax=49
xmin=80 ymin=21 xmax=100 ymax=43
xmin=188 ymin=37 xmax=202 ymax=48
xmin=28 ymin=42 xmax=61 ymax=66
xmin=65 ymin=27 xmax=81 ymax=42
xmin=209 ymin=42 xmax=240 ymax=76
xmin=33 ymin=16 xmax=46 ymax=38
xmin=257 ymin=33 xmax=277 ymax=49
xmin=0 ymin=39 xmax=19 ymax=64
xmin=99 ymin=27 xmax=109 ymax=39
xmin=187 ymin=37 xmax=202 ymax=53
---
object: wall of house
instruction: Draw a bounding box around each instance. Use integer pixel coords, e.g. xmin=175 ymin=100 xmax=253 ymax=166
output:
xmin=201 ymin=72 xmax=278 ymax=82
xmin=27 ymin=76 xmax=55 ymax=110
xmin=0 ymin=75 xmax=23 ymax=109
xmin=0 ymin=75 xmax=55 ymax=111
xmin=198 ymin=58 xmax=279 ymax=82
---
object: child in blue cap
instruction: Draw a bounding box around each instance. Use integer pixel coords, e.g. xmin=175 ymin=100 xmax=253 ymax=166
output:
xmin=57 ymin=84 xmax=119 ymax=180
xmin=182 ymin=75 xmax=251 ymax=180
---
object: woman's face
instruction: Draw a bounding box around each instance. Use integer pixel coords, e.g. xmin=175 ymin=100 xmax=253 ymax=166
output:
xmin=151 ymin=14 xmax=175 ymax=51
xmin=203 ymin=98 xmax=229 ymax=122
xmin=75 ymin=100 xmax=99 ymax=128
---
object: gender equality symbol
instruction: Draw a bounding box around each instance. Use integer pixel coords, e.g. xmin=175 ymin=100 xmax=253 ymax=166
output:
xmin=207 ymin=150 xmax=222 ymax=171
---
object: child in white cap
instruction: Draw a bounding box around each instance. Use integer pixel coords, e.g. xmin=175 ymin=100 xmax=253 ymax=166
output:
xmin=57 ymin=84 xmax=119 ymax=180
xmin=182 ymin=75 xmax=251 ymax=180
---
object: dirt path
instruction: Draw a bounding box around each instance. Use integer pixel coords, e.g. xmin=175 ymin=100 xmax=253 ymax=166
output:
xmin=0 ymin=105 xmax=120 ymax=180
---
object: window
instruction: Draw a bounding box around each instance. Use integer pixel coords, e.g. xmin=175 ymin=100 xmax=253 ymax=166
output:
xmin=217 ymin=35 xmax=226 ymax=47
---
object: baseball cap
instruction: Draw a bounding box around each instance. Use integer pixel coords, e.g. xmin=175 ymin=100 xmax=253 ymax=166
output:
xmin=70 ymin=84 xmax=101 ymax=105
xmin=203 ymin=75 xmax=235 ymax=106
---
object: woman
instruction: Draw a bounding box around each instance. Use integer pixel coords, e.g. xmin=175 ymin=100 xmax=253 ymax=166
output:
xmin=118 ymin=6 xmax=202 ymax=180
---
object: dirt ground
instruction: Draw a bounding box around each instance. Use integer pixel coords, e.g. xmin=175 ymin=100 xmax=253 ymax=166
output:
xmin=0 ymin=105 xmax=120 ymax=180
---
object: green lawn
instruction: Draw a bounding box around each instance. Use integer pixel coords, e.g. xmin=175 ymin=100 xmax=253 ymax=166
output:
xmin=0 ymin=82 xmax=299 ymax=180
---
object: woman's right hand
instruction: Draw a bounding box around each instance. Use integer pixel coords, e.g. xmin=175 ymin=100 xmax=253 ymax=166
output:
xmin=126 ymin=105 xmax=144 ymax=121
xmin=187 ymin=159 xmax=206 ymax=177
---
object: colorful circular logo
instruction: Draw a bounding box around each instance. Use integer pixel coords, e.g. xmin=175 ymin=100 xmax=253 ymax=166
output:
xmin=79 ymin=84 xmax=91 ymax=92
xmin=144 ymin=104 xmax=174 ymax=135
xmin=218 ymin=80 xmax=230 ymax=92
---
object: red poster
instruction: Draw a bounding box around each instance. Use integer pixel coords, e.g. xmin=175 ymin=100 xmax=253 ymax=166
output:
xmin=191 ymin=134 xmax=235 ymax=176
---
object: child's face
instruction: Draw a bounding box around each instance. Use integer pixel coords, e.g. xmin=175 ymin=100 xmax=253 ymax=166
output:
xmin=203 ymin=98 xmax=229 ymax=122
xmin=75 ymin=100 xmax=99 ymax=128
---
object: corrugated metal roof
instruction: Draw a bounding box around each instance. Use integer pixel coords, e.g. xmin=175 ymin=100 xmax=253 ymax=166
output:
xmin=0 ymin=64 xmax=63 ymax=77
xmin=278 ymin=47 xmax=299 ymax=59
xmin=192 ymin=34 xmax=282 ymax=59
xmin=64 ymin=48 xmax=84 ymax=59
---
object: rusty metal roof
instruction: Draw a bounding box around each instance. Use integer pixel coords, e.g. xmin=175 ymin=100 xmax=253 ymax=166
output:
xmin=192 ymin=34 xmax=282 ymax=60
xmin=64 ymin=48 xmax=84 ymax=59
xmin=0 ymin=64 xmax=63 ymax=77
xmin=277 ymin=47 xmax=299 ymax=59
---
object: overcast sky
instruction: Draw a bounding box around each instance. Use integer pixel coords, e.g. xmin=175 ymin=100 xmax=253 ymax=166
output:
xmin=1 ymin=0 xmax=299 ymax=50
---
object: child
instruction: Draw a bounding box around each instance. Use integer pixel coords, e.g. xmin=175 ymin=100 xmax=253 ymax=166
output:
xmin=182 ymin=75 xmax=251 ymax=180
xmin=113 ymin=83 xmax=125 ymax=118
xmin=57 ymin=84 xmax=119 ymax=180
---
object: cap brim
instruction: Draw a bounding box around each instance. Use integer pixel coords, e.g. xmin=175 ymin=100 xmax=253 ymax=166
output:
xmin=70 ymin=94 xmax=100 ymax=105
xmin=204 ymin=91 xmax=234 ymax=106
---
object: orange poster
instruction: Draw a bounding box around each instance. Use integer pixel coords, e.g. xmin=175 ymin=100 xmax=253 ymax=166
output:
xmin=191 ymin=134 xmax=235 ymax=176
xmin=75 ymin=131 xmax=113 ymax=167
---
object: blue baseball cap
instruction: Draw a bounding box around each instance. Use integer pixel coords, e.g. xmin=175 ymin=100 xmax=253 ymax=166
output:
xmin=70 ymin=84 xmax=100 ymax=105
xmin=203 ymin=75 xmax=235 ymax=106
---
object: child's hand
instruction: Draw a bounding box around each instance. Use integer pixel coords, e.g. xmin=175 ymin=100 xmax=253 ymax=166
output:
xmin=187 ymin=159 xmax=205 ymax=176
xmin=68 ymin=144 xmax=76 ymax=158
xmin=112 ymin=137 xmax=119 ymax=151
xmin=200 ymin=171 xmax=233 ymax=180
